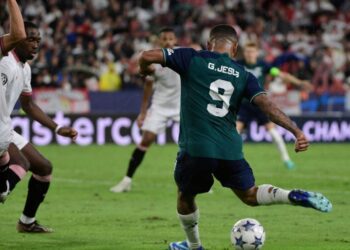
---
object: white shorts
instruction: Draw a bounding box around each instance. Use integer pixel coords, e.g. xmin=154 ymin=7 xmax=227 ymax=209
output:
xmin=0 ymin=129 xmax=12 ymax=156
xmin=11 ymin=130 xmax=29 ymax=150
xmin=141 ymin=107 xmax=179 ymax=134
xmin=0 ymin=149 xmax=6 ymax=156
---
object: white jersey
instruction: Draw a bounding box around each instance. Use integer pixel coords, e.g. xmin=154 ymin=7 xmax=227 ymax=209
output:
xmin=0 ymin=82 xmax=12 ymax=154
xmin=151 ymin=64 xmax=181 ymax=115
xmin=0 ymin=37 xmax=12 ymax=154
xmin=0 ymin=51 xmax=32 ymax=114
xmin=0 ymin=52 xmax=32 ymax=152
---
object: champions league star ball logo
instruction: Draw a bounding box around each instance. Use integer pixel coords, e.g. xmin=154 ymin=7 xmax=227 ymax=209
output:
xmin=1 ymin=73 xmax=8 ymax=85
xmin=231 ymin=218 xmax=266 ymax=249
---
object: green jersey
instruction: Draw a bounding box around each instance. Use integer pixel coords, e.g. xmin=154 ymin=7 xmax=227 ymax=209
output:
xmin=162 ymin=48 xmax=265 ymax=160
xmin=238 ymin=59 xmax=272 ymax=88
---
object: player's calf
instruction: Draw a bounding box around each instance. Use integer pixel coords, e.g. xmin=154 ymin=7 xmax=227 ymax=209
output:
xmin=233 ymin=186 xmax=259 ymax=207
xmin=0 ymin=150 xmax=28 ymax=203
xmin=16 ymin=146 xmax=54 ymax=227
xmin=19 ymin=173 xmax=52 ymax=229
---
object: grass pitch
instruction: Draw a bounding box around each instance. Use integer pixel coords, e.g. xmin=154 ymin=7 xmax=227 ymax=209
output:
xmin=0 ymin=143 xmax=349 ymax=250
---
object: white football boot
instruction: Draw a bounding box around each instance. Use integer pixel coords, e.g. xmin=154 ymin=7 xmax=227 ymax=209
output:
xmin=110 ymin=177 xmax=132 ymax=193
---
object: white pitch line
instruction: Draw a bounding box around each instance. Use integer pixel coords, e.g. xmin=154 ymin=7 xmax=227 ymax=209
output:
xmin=53 ymin=177 xmax=113 ymax=186
xmin=53 ymin=172 xmax=349 ymax=186
xmin=258 ymin=173 xmax=349 ymax=181
xmin=51 ymin=175 xmax=349 ymax=196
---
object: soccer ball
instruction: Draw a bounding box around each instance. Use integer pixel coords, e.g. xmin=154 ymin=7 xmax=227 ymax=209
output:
xmin=231 ymin=218 xmax=266 ymax=250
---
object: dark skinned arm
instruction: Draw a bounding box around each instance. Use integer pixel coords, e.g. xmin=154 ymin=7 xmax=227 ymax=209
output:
xmin=139 ymin=49 xmax=164 ymax=76
xmin=20 ymin=95 xmax=78 ymax=141
xmin=2 ymin=0 xmax=26 ymax=54
xmin=253 ymin=94 xmax=309 ymax=152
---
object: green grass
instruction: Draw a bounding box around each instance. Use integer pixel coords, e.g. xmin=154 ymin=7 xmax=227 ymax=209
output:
xmin=0 ymin=143 xmax=349 ymax=250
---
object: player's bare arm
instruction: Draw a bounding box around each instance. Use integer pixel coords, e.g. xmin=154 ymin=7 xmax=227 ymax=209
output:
xmin=279 ymin=72 xmax=313 ymax=91
xmin=139 ymin=49 xmax=164 ymax=76
xmin=1 ymin=0 xmax=26 ymax=53
xmin=137 ymin=77 xmax=154 ymax=128
xmin=19 ymin=95 xmax=78 ymax=141
xmin=252 ymin=94 xmax=309 ymax=153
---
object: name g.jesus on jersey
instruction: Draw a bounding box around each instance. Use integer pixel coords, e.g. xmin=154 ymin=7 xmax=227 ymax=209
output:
xmin=208 ymin=62 xmax=239 ymax=77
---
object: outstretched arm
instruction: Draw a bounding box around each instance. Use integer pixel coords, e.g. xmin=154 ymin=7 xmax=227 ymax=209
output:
xmin=1 ymin=0 xmax=26 ymax=54
xmin=20 ymin=95 xmax=78 ymax=141
xmin=253 ymin=94 xmax=309 ymax=152
xmin=279 ymin=71 xmax=313 ymax=91
xmin=139 ymin=49 xmax=164 ymax=76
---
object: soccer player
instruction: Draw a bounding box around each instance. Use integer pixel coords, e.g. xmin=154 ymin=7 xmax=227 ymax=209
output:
xmin=138 ymin=24 xmax=332 ymax=250
xmin=1 ymin=0 xmax=27 ymax=158
xmin=237 ymin=42 xmax=312 ymax=169
xmin=110 ymin=27 xmax=180 ymax=193
xmin=0 ymin=21 xmax=78 ymax=233
xmin=0 ymin=0 xmax=29 ymax=201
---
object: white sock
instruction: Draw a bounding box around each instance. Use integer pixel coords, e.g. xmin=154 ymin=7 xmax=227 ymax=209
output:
xmin=20 ymin=214 xmax=35 ymax=224
xmin=269 ymin=128 xmax=290 ymax=162
xmin=122 ymin=176 xmax=132 ymax=183
xmin=256 ymin=184 xmax=291 ymax=205
xmin=178 ymin=209 xmax=201 ymax=249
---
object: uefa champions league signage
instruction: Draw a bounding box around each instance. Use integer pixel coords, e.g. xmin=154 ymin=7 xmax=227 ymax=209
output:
xmin=11 ymin=112 xmax=179 ymax=146
xmin=11 ymin=112 xmax=350 ymax=146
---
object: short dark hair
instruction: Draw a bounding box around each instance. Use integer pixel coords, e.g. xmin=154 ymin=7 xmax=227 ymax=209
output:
xmin=159 ymin=27 xmax=175 ymax=35
xmin=24 ymin=21 xmax=39 ymax=32
xmin=209 ymin=24 xmax=238 ymax=44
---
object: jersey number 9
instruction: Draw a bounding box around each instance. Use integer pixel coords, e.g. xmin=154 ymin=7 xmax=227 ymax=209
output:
xmin=207 ymin=79 xmax=234 ymax=117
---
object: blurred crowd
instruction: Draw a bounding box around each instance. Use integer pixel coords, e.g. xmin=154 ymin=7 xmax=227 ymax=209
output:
xmin=0 ymin=0 xmax=349 ymax=95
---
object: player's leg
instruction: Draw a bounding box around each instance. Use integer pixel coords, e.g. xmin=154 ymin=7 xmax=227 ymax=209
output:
xmin=169 ymin=191 xmax=203 ymax=250
xmin=16 ymin=140 xmax=53 ymax=233
xmin=265 ymin=122 xmax=295 ymax=169
xmin=233 ymin=184 xmax=332 ymax=212
xmin=126 ymin=130 xmax=156 ymax=178
xmin=110 ymin=130 xmax=156 ymax=193
xmin=169 ymin=152 xmax=213 ymax=250
xmin=0 ymin=143 xmax=29 ymax=202
xmin=215 ymin=158 xmax=331 ymax=212
xmin=111 ymin=108 xmax=166 ymax=193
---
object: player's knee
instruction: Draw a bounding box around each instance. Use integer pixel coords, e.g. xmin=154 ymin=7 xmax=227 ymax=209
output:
xmin=35 ymin=159 xmax=53 ymax=176
xmin=140 ymin=140 xmax=152 ymax=149
xmin=178 ymin=192 xmax=195 ymax=205
xmin=140 ymin=132 xmax=156 ymax=148
xmin=236 ymin=187 xmax=259 ymax=207
xmin=241 ymin=196 xmax=259 ymax=207
xmin=43 ymin=159 xmax=53 ymax=175
xmin=140 ymin=137 xmax=154 ymax=148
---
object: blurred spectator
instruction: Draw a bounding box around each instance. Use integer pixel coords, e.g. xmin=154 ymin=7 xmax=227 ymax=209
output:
xmin=0 ymin=0 xmax=348 ymax=101
xmin=99 ymin=62 xmax=122 ymax=91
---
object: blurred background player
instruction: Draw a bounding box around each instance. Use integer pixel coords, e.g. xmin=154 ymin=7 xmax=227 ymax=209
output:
xmin=0 ymin=0 xmax=28 ymax=202
xmin=110 ymin=27 xmax=181 ymax=193
xmin=138 ymin=24 xmax=331 ymax=250
xmin=0 ymin=21 xmax=78 ymax=233
xmin=237 ymin=42 xmax=312 ymax=169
